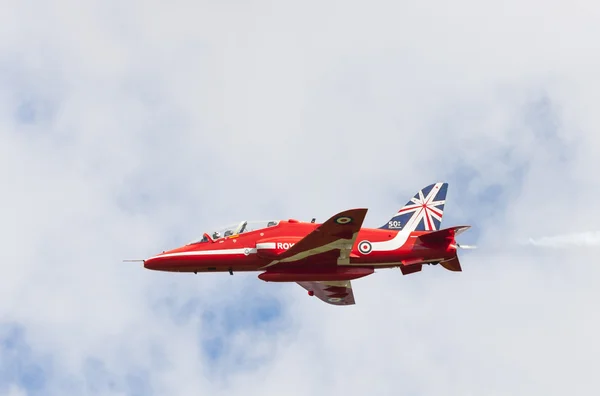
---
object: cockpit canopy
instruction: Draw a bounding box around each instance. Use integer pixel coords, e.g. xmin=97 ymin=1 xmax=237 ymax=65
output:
xmin=187 ymin=220 xmax=279 ymax=244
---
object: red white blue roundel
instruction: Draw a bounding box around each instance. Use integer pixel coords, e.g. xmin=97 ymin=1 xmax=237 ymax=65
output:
xmin=358 ymin=240 xmax=372 ymax=254
xmin=335 ymin=216 xmax=353 ymax=224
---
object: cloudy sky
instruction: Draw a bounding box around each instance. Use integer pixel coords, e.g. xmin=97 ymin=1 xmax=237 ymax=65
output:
xmin=2 ymin=1 xmax=600 ymax=395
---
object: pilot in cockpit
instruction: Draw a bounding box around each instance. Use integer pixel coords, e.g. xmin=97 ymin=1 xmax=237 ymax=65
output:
xmin=212 ymin=231 xmax=221 ymax=240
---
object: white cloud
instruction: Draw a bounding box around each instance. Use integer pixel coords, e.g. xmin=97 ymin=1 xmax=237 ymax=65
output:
xmin=5 ymin=385 xmax=27 ymax=396
xmin=2 ymin=0 xmax=600 ymax=394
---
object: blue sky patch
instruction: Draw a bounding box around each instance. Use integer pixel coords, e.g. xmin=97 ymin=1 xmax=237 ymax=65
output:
xmin=82 ymin=357 xmax=154 ymax=396
xmin=15 ymin=101 xmax=37 ymax=124
xmin=0 ymin=322 xmax=50 ymax=395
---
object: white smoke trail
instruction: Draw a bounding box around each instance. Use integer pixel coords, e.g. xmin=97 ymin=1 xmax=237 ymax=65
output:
xmin=526 ymin=231 xmax=600 ymax=248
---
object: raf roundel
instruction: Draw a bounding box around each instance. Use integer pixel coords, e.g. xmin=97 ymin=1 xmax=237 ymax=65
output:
xmin=328 ymin=297 xmax=342 ymax=303
xmin=358 ymin=240 xmax=372 ymax=254
xmin=335 ymin=216 xmax=353 ymax=225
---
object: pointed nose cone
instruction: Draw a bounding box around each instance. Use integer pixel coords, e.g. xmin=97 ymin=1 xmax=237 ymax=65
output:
xmin=143 ymin=254 xmax=164 ymax=271
xmin=142 ymin=244 xmax=193 ymax=272
xmin=143 ymin=248 xmax=183 ymax=271
xmin=143 ymin=257 xmax=155 ymax=270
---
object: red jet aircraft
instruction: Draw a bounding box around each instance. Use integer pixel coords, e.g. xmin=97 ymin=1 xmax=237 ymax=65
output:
xmin=139 ymin=182 xmax=474 ymax=305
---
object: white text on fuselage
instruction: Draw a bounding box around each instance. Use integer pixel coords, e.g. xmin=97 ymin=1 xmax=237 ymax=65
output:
xmin=277 ymin=242 xmax=295 ymax=249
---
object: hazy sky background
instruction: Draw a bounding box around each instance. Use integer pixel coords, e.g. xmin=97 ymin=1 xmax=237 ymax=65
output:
xmin=2 ymin=1 xmax=600 ymax=395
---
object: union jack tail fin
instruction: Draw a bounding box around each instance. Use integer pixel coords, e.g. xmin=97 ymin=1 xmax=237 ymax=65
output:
xmin=379 ymin=182 xmax=448 ymax=232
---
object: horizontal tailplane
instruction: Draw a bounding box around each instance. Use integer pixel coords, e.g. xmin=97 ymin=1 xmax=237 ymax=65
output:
xmin=439 ymin=256 xmax=462 ymax=272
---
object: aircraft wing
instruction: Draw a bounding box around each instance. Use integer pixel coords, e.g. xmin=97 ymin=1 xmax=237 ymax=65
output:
xmin=296 ymin=280 xmax=355 ymax=306
xmin=262 ymin=208 xmax=368 ymax=269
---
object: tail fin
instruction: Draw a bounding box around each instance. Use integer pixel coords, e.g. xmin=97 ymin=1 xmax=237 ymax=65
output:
xmin=380 ymin=182 xmax=448 ymax=232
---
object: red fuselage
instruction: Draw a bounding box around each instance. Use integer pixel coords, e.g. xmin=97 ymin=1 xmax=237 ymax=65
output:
xmin=144 ymin=218 xmax=457 ymax=280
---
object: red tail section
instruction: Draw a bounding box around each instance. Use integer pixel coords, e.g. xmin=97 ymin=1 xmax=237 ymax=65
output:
xmin=417 ymin=226 xmax=470 ymax=272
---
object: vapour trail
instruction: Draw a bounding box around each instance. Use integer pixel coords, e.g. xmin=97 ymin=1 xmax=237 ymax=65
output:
xmin=525 ymin=231 xmax=600 ymax=249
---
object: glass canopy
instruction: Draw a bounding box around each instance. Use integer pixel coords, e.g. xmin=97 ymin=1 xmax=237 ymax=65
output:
xmin=187 ymin=220 xmax=279 ymax=244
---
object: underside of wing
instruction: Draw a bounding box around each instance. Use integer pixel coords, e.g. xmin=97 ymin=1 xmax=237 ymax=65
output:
xmin=262 ymin=208 xmax=368 ymax=270
xmin=296 ymin=280 xmax=355 ymax=306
